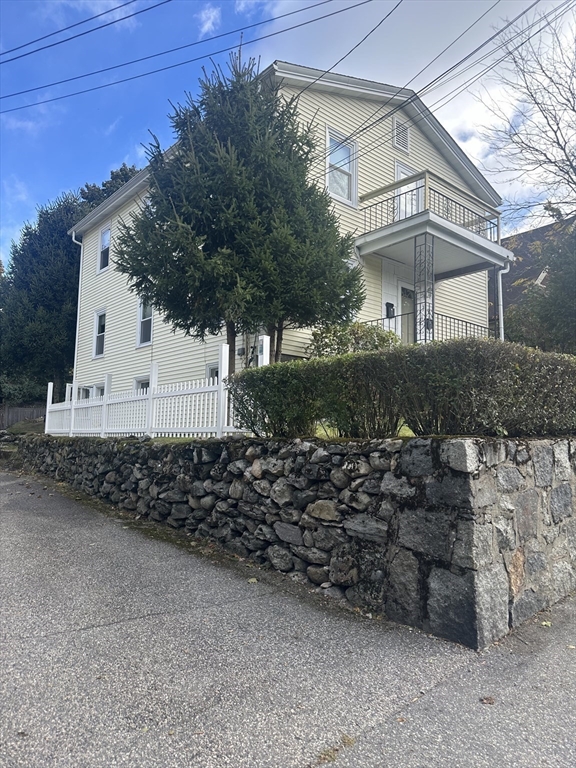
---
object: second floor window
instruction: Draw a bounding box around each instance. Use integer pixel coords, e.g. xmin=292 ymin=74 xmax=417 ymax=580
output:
xmin=327 ymin=129 xmax=356 ymax=205
xmin=138 ymin=302 xmax=152 ymax=346
xmin=94 ymin=311 xmax=106 ymax=357
xmin=100 ymin=227 xmax=110 ymax=271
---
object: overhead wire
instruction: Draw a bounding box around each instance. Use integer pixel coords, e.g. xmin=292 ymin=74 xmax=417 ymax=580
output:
xmin=0 ymin=0 xmax=138 ymax=56
xmin=0 ymin=0 xmax=375 ymax=114
xmin=1 ymin=0 xmax=336 ymax=100
xmin=0 ymin=0 xmax=174 ymax=66
xmin=296 ymin=0 xmax=404 ymax=97
xmin=336 ymin=0 xmax=575 ymax=181
xmin=309 ymin=0 xmax=541 ymax=174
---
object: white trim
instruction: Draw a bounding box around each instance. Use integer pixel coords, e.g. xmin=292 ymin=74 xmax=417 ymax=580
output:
xmin=136 ymin=300 xmax=153 ymax=348
xmin=205 ymin=363 xmax=219 ymax=382
xmin=133 ymin=375 xmax=151 ymax=392
xmin=93 ymin=308 xmax=106 ymax=358
xmin=98 ymin=224 xmax=111 ymax=273
xmin=326 ymin=125 xmax=358 ymax=208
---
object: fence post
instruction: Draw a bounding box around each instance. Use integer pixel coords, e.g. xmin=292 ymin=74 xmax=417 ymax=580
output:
xmin=146 ymin=362 xmax=159 ymax=437
xmin=100 ymin=374 xmax=112 ymax=438
xmin=216 ymin=343 xmax=229 ymax=438
xmin=45 ymin=382 xmax=54 ymax=435
xmin=258 ymin=335 xmax=270 ymax=367
xmin=69 ymin=382 xmax=76 ymax=437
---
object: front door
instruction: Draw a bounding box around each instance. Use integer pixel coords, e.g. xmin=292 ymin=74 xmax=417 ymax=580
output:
xmin=400 ymin=286 xmax=415 ymax=344
xmin=395 ymin=162 xmax=423 ymax=221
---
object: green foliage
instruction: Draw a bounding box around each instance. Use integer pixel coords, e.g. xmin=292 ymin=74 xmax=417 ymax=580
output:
xmin=307 ymin=321 xmax=400 ymax=358
xmin=0 ymin=166 xmax=139 ymax=403
xmin=505 ymin=219 xmax=576 ymax=354
xmin=115 ymin=54 xmax=364 ymax=368
xmin=228 ymin=339 xmax=576 ymax=438
xmin=79 ymin=163 xmax=139 ymax=208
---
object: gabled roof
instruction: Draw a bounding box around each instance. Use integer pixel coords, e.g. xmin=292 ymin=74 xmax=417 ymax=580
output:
xmin=265 ymin=61 xmax=501 ymax=207
xmin=70 ymin=59 xmax=501 ymax=237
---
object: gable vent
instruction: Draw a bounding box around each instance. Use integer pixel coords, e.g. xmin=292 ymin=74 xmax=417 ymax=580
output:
xmin=394 ymin=118 xmax=410 ymax=153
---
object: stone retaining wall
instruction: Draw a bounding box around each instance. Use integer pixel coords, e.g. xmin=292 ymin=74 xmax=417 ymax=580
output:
xmin=18 ymin=435 xmax=575 ymax=649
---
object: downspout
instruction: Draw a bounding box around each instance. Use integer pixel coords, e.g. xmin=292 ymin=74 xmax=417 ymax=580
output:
xmin=497 ymin=260 xmax=511 ymax=341
xmin=71 ymin=231 xmax=83 ymax=401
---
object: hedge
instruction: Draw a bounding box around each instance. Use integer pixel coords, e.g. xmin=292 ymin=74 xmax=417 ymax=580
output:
xmin=227 ymin=338 xmax=576 ymax=438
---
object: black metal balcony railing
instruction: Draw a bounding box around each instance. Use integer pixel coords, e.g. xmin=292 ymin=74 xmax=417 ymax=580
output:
xmin=361 ymin=173 xmax=500 ymax=243
xmin=366 ymin=312 xmax=494 ymax=343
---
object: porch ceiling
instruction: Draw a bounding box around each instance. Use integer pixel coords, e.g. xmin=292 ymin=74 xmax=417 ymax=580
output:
xmin=355 ymin=210 xmax=514 ymax=280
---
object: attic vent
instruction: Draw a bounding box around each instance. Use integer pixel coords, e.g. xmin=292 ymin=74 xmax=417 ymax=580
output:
xmin=393 ymin=118 xmax=410 ymax=153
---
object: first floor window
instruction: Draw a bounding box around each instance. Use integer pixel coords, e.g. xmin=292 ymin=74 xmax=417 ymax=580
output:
xmin=206 ymin=363 xmax=219 ymax=382
xmin=94 ymin=311 xmax=106 ymax=357
xmin=327 ymin=128 xmax=357 ymax=204
xmin=78 ymin=387 xmax=91 ymax=400
xmin=138 ymin=302 xmax=152 ymax=346
xmin=134 ymin=377 xmax=150 ymax=392
xmin=99 ymin=227 xmax=110 ymax=271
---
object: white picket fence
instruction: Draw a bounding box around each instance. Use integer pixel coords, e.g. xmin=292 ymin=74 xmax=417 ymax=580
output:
xmin=45 ymin=340 xmax=270 ymax=439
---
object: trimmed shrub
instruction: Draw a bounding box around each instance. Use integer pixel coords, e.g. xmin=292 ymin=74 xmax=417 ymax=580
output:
xmin=307 ymin=321 xmax=400 ymax=358
xmin=228 ymin=339 xmax=576 ymax=438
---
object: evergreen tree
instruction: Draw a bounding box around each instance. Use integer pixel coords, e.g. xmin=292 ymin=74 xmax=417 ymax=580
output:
xmin=0 ymin=166 xmax=139 ymax=402
xmin=116 ymin=55 xmax=364 ymax=371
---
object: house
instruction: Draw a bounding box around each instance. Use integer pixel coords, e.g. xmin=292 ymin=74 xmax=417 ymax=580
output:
xmin=64 ymin=61 xmax=514 ymax=403
xmin=495 ymin=216 xmax=576 ymax=311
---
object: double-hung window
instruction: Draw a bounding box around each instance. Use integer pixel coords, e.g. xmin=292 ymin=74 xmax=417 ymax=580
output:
xmin=138 ymin=302 xmax=152 ymax=346
xmin=99 ymin=227 xmax=110 ymax=271
xmin=327 ymin=128 xmax=357 ymax=206
xmin=94 ymin=311 xmax=106 ymax=357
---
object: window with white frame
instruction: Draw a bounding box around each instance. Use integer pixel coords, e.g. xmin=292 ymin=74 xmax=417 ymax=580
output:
xmin=78 ymin=387 xmax=91 ymax=400
xmin=138 ymin=302 xmax=153 ymax=346
xmin=134 ymin=376 xmax=150 ymax=392
xmin=393 ymin=117 xmax=410 ymax=153
xmin=94 ymin=311 xmax=106 ymax=357
xmin=99 ymin=227 xmax=111 ymax=271
xmin=94 ymin=384 xmax=105 ymax=398
xmin=327 ymin=128 xmax=357 ymax=205
xmin=206 ymin=363 xmax=219 ymax=382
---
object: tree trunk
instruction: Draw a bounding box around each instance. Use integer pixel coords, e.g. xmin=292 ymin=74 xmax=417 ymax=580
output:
xmin=267 ymin=324 xmax=276 ymax=365
xmin=226 ymin=321 xmax=236 ymax=375
xmin=275 ymin=321 xmax=284 ymax=363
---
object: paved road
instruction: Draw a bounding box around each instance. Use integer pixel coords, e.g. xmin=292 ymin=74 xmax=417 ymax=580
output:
xmin=1 ymin=469 xmax=575 ymax=768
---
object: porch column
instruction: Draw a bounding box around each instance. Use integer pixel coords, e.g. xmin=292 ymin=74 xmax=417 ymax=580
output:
xmin=414 ymin=233 xmax=435 ymax=343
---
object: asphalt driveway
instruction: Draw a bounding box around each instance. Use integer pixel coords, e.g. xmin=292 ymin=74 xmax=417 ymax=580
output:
xmin=1 ymin=469 xmax=575 ymax=767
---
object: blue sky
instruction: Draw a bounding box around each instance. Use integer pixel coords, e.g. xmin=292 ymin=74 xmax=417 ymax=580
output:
xmin=0 ymin=0 xmax=569 ymax=266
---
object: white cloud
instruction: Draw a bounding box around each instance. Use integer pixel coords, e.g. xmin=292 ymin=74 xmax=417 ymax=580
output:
xmin=103 ymin=117 xmax=121 ymax=137
xmin=40 ymin=0 xmax=143 ymax=32
xmin=2 ymin=176 xmax=30 ymax=205
xmin=235 ymin=0 xmax=268 ymax=13
xmin=197 ymin=4 xmax=222 ymax=38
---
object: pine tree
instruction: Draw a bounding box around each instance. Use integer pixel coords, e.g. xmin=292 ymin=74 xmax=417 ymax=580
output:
xmin=116 ymin=55 xmax=364 ymax=371
xmin=0 ymin=166 xmax=139 ymax=402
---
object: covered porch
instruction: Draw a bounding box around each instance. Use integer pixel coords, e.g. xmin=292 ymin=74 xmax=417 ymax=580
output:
xmin=356 ymin=171 xmax=513 ymax=344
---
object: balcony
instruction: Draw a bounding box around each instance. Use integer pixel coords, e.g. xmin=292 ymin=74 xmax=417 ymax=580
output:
xmin=356 ymin=171 xmax=512 ymax=283
xmin=365 ymin=312 xmax=495 ymax=345
xmin=361 ymin=171 xmax=500 ymax=243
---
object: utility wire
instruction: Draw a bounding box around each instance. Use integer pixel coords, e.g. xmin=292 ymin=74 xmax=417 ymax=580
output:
xmin=0 ymin=0 xmax=373 ymax=114
xmin=1 ymin=0 xmax=336 ymax=100
xmin=296 ymin=0 xmax=404 ymax=97
xmin=320 ymin=0 xmax=574 ymax=184
xmin=310 ymin=0 xmax=540 ymax=174
xmin=0 ymin=0 xmax=138 ymax=56
xmin=0 ymin=0 xmax=173 ymax=66
xmin=311 ymin=0 xmax=502 ymax=165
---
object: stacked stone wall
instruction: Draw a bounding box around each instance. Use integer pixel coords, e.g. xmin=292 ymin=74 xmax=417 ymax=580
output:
xmin=17 ymin=435 xmax=575 ymax=649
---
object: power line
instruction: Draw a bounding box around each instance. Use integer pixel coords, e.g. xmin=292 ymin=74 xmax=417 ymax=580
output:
xmin=1 ymin=0 xmax=336 ymax=101
xmin=326 ymin=0 xmax=575 ymax=183
xmin=0 ymin=0 xmax=374 ymax=114
xmin=297 ymin=0 xmax=404 ymax=97
xmin=310 ymin=0 xmax=540 ymax=175
xmin=0 ymin=0 xmax=138 ymax=57
xmin=0 ymin=0 xmax=173 ymax=66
